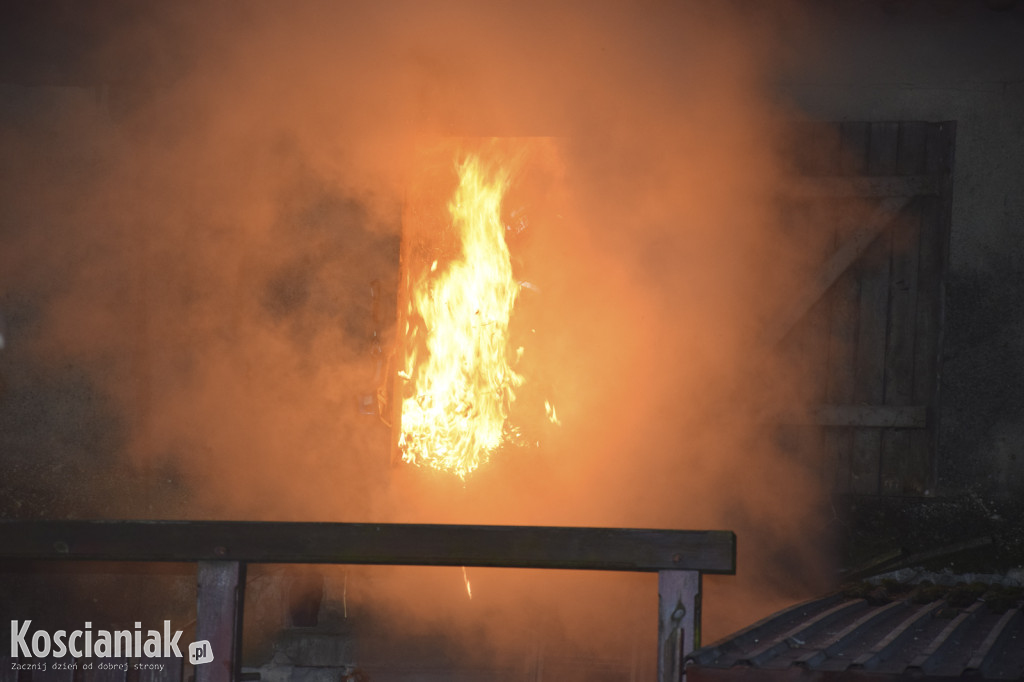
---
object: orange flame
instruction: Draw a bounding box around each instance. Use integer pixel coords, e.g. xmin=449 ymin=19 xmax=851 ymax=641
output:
xmin=398 ymin=152 xmax=524 ymax=479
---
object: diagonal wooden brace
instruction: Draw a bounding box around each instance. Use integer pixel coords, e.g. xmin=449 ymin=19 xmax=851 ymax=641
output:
xmin=761 ymin=196 xmax=913 ymax=348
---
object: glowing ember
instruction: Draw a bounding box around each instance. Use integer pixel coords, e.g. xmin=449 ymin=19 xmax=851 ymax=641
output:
xmin=398 ymin=152 xmax=524 ymax=478
xmin=461 ymin=565 xmax=473 ymax=599
xmin=544 ymin=400 xmax=560 ymax=426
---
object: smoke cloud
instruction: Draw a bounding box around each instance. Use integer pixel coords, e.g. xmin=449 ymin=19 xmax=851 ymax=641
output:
xmin=1 ymin=0 xmax=838 ymax=669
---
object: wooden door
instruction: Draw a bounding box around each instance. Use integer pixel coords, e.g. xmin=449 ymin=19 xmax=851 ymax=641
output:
xmin=774 ymin=121 xmax=955 ymax=497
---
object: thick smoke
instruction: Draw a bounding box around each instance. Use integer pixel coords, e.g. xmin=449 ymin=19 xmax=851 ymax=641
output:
xmin=1 ymin=0 xmax=836 ymax=667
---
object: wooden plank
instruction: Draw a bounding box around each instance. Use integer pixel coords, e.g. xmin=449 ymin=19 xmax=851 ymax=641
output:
xmin=658 ymin=570 xmax=701 ymax=682
xmin=785 ymin=283 xmax=833 ymax=477
xmin=840 ymin=122 xmax=869 ymax=176
xmin=896 ymin=122 xmax=929 ymax=176
xmin=908 ymin=192 xmax=943 ymax=496
xmin=771 ymin=214 xmax=829 ymax=470
xmin=804 ymin=280 xmax=835 ymax=487
xmin=816 ymin=123 xmax=850 ymax=492
xmin=826 ymin=250 xmax=860 ymax=492
xmin=761 ymin=196 xmax=911 ymax=348
xmin=0 ymin=521 xmax=737 ymax=574
xmin=880 ymin=123 xmax=927 ymax=496
xmin=849 ymin=230 xmax=890 ymax=495
xmin=780 ymin=122 xmax=844 ymax=485
xmin=910 ymin=122 xmax=956 ymax=495
xmin=848 ymin=122 xmax=901 ymax=495
xmin=804 ymin=235 xmax=836 ymax=487
xmin=867 ymin=122 xmax=900 ymax=176
xmin=778 ymin=405 xmax=927 ymax=428
xmin=195 ymin=562 xmax=245 ymax=682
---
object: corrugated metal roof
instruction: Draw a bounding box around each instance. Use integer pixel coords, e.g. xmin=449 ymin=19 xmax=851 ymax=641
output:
xmin=686 ymin=588 xmax=1024 ymax=680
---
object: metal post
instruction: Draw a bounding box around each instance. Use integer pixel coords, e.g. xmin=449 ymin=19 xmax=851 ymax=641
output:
xmin=195 ymin=561 xmax=246 ymax=682
xmin=657 ymin=570 xmax=701 ymax=682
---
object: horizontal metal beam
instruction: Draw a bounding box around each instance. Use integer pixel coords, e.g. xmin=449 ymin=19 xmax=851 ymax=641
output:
xmin=0 ymin=521 xmax=736 ymax=574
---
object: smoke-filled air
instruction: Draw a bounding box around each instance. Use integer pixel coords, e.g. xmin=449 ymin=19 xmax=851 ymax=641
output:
xmin=0 ymin=0 xmax=844 ymax=670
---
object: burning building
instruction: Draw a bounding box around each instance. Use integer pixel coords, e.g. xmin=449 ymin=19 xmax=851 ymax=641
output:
xmin=1 ymin=1 xmax=1024 ymax=680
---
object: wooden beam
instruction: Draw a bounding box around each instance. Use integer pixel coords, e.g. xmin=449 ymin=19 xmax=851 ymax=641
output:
xmin=917 ymin=121 xmax=957 ymax=496
xmin=658 ymin=570 xmax=701 ymax=682
xmin=761 ymin=196 xmax=912 ymax=347
xmin=0 ymin=521 xmax=736 ymax=574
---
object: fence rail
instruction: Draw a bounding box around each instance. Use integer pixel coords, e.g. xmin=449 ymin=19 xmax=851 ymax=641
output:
xmin=0 ymin=521 xmax=736 ymax=682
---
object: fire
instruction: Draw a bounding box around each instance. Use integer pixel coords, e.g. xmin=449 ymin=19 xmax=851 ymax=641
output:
xmin=397 ymin=152 xmax=525 ymax=479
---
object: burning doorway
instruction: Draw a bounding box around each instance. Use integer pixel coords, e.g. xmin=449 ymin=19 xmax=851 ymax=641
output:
xmin=383 ymin=137 xmax=565 ymax=481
